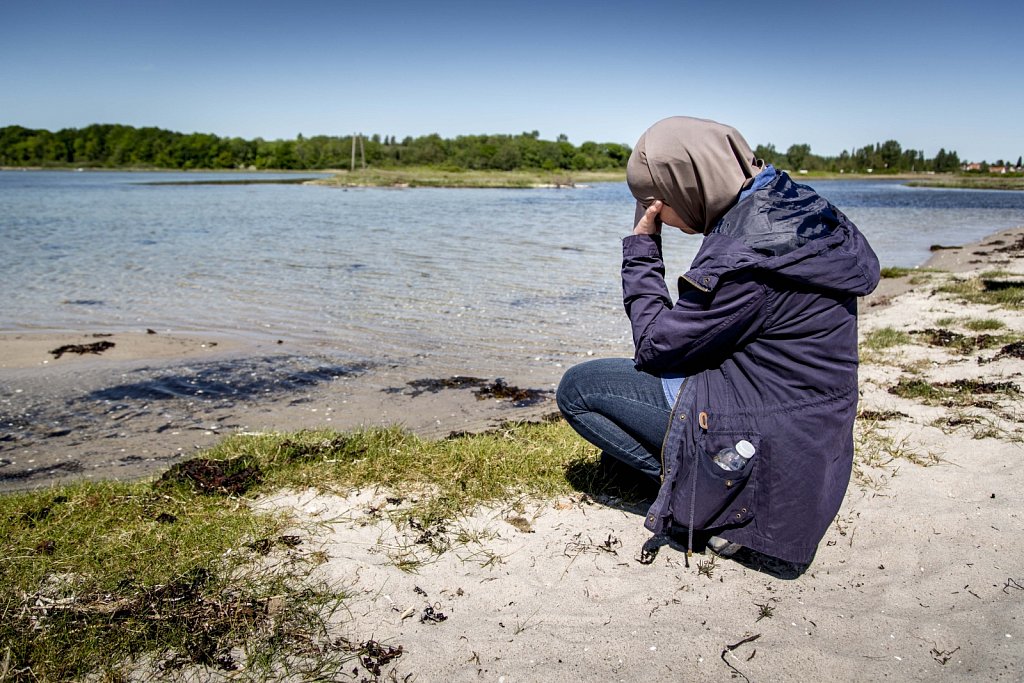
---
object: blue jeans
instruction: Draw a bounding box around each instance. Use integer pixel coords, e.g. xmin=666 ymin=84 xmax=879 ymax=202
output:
xmin=556 ymin=358 xmax=671 ymax=480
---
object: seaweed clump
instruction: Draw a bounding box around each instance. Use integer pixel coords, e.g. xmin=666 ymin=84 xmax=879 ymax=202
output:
xmin=911 ymin=328 xmax=1004 ymax=354
xmin=889 ymin=376 xmax=1019 ymax=406
xmin=857 ymin=409 xmax=909 ymax=421
xmin=49 ymin=341 xmax=115 ymax=359
xmin=392 ymin=377 xmax=551 ymax=406
xmin=156 ymin=456 xmax=263 ymax=495
xmin=993 ymin=340 xmax=1024 ymax=361
xmin=472 ymin=378 xmax=548 ymax=405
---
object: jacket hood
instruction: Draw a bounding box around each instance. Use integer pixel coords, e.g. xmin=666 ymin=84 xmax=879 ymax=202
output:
xmin=682 ymin=172 xmax=880 ymax=297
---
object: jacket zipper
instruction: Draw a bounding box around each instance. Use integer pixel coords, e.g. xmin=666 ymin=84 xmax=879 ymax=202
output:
xmin=659 ymin=377 xmax=689 ymax=484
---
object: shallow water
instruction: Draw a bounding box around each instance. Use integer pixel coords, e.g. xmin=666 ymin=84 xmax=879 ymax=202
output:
xmin=3 ymin=170 xmax=1024 ymax=375
xmin=3 ymin=170 xmax=1024 ymax=488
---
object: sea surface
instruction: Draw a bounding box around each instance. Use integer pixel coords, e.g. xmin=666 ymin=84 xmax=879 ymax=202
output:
xmin=4 ymin=170 xmax=1024 ymax=375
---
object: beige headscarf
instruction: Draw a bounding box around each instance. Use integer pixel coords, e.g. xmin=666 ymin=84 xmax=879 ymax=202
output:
xmin=627 ymin=116 xmax=764 ymax=234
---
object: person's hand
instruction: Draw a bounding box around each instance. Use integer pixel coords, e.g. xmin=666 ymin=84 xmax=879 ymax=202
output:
xmin=633 ymin=200 xmax=663 ymax=236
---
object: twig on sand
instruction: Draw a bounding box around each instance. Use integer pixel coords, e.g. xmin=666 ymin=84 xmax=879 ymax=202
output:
xmin=720 ymin=634 xmax=761 ymax=683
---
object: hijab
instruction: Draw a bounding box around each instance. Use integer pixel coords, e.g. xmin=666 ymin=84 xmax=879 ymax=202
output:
xmin=627 ymin=116 xmax=764 ymax=234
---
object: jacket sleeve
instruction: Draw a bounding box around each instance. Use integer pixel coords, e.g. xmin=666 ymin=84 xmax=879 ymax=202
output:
xmin=622 ymin=234 xmax=769 ymax=374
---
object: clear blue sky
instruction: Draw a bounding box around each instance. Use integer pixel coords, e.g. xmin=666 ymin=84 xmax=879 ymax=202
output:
xmin=2 ymin=0 xmax=1021 ymax=162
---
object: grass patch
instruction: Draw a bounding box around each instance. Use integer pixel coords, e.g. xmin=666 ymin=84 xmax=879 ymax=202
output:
xmin=935 ymin=277 xmax=1024 ymax=309
xmin=879 ymin=266 xmax=941 ymax=280
xmin=857 ymin=408 xmax=910 ymax=421
xmin=889 ymin=376 xmax=1020 ymax=406
xmin=935 ymin=316 xmax=1007 ymax=331
xmin=853 ymin=421 xmax=941 ymax=489
xmin=0 ymin=481 xmax=353 ymax=681
xmin=205 ymin=419 xmax=597 ymax=527
xmin=862 ymin=326 xmax=912 ymax=349
xmin=880 ymin=266 xmax=914 ymax=279
xmin=312 ymin=166 xmax=624 ymax=188
xmin=909 ymin=327 xmax=1021 ymax=354
xmin=0 ymin=418 xmax=612 ymax=680
xmin=930 ymin=411 xmax=1024 ymax=442
xmin=905 ymin=175 xmax=1024 ymax=191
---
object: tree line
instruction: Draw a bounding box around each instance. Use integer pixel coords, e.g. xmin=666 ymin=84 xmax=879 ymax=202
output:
xmin=0 ymin=125 xmax=630 ymax=172
xmin=753 ymin=141 xmax=965 ymax=174
xmin=0 ymin=123 xmax=986 ymax=174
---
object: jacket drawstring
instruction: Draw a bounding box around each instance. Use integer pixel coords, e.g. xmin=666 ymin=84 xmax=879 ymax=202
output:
xmin=688 ymin=410 xmax=709 ymax=559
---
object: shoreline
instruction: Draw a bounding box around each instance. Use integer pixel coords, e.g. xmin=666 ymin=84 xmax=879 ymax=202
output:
xmin=2 ymin=224 xmax=1022 ymax=493
xmin=14 ymin=165 xmax=1021 ymax=191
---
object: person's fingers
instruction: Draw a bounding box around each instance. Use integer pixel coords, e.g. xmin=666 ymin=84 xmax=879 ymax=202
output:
xmin=634 ymin=200 xmax=660 ymax=230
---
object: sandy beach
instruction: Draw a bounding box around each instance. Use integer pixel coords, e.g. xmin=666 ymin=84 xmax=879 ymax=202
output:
xmin=224 ymin=227 xmax=1021 ymax=682
xmin=2 ymin=226 xmax=1023 ymax=681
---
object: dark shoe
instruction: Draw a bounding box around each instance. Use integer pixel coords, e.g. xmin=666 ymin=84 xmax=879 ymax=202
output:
xmin=706 ymin=535 xmax=743 ymax=558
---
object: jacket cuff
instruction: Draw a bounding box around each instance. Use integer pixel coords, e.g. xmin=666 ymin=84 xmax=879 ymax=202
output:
xmin=622 ymin=234 xmax=663 ymax=259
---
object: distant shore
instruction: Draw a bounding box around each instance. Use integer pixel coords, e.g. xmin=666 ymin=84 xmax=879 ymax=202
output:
xmin=7 ymin=165 xmax=1023 ymax=190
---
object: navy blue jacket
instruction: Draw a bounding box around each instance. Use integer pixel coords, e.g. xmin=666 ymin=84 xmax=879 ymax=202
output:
xmin=622 ymin=171 xmax=880 ymax=564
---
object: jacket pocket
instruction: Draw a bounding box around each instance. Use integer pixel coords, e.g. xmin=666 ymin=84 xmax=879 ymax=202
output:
xmin=672 ymin=431 xmax=761 ymax=530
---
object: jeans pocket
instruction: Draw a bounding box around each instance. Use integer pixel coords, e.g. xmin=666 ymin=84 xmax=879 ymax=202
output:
xmin=673 ymin=432 xmax=760 ymax=530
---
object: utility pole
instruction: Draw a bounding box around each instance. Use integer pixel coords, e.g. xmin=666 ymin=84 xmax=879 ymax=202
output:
xmin=350 ymin=133 xmax=367 ymax=171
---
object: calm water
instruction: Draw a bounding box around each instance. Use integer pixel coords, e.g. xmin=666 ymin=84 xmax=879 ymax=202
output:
xmin=3 ymin=170 xmax=1024 ymax=374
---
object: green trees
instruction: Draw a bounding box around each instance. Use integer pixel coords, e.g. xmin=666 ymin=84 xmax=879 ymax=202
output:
xmin=785 ymin=143 xmax=811 ymax=171
xmin=0 ymin=124 xmax=641 ymax=173
xmin=0 ymin=123 xmax=997 ymax=175
xmin=933 ymin=148 xmax=961 ymax=173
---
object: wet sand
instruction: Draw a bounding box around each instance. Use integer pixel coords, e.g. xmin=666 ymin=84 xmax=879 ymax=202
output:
xmin=0 ymin=330 xmax=561 ymax=492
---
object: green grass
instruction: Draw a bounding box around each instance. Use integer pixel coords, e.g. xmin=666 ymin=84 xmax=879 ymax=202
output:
xmin=0 ymin=419 xmax=611 ymax=681
xmin=889 ymin=376 xmax=1020 ymax=406
xmin=204 ymin=420 xmax=598 ymax=527
xmin=311 ymin=166 xmax=625 ymax=188
xmin=905 ymin=175 xmax=1024 ymax=191
xmin=880 ymin=266 xmax=914 ymax=279
xmin=0 ymin=481 xmax=353 ymax=681
xmin=935 ymin=316 xmax=1007 ymax=331
xmin=852 ymin=420 xmax=941 ymax=489
xmin=862 ymin=326 xmax=912 ymax=349
xmin=936 ymin=277 xmax=1024 ymax=309
xmin=930 ymin=410 xmax=1024 ymax=442
xmin=911 ymin=327 xmax=1022 ymax=355
xmin=879 ymin=266 xmax=941 ymax=280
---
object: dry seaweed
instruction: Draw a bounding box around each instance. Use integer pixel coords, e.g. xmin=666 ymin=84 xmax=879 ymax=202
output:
xmin=910 ymin=328 xmax=1004 ymax=353
xmin=472 ymin=378 xmax=549 ymax=405
xmin=156 ymin=456 xmax=263 ymax=495
xmin=993 ymin=340 xmax=1024 ymax=361
xmin=277 ymin=435 xmax=365 ymax=462
xmin=857 ymin=409 xmax=909 ymax=421
xmin=889 ymin=376 xmax=1019 ymax=406
xmin=419 ymin=605 xmax=448 ymax=623
xmin=391 ymin=376 xmax=550 ymax=406
xmin=401 ymin=376 xmax=487 ymax=397
xmin=49 ymin=341 xmax=115 ymax=359
xmin=990 ymin=234 xmax=1024 ymax=254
